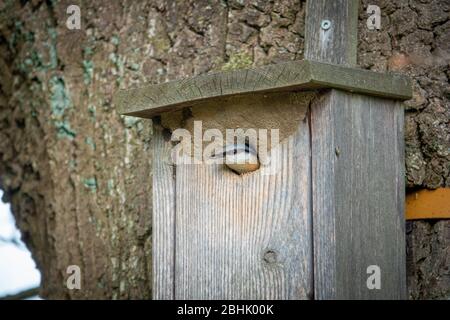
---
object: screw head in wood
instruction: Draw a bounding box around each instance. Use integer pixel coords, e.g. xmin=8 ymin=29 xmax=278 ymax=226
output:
xmin=321 ymin=19 xmax=331 ymax=30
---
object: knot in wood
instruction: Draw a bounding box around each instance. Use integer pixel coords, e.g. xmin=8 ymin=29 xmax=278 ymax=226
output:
xmin=263 ymin=250 xmax=278 ymax=264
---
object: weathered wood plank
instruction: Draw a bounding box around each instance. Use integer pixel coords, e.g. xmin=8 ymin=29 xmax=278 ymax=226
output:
xmin=174 ymin=114 xmax=313 ymax=299
xmin=311 ymin=89 xmax=407 ymax=299
xmin=115 ymin=60 xmax=411 ymax=118
xmin=152 ymin=126 xmax=176 ymax=299
xmin=305 ymin=0 xmax=359 ymax=66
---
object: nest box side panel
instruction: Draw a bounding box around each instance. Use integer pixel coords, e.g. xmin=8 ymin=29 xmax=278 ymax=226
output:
xmin=311 ymin=89 xmax=406 ymax=299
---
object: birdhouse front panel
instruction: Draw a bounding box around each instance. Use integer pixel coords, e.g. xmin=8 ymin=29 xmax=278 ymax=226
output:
xmin=166 ymin=94 xmax=313 ymax=299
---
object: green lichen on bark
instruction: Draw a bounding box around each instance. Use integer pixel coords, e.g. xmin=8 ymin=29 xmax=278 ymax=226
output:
xmin=221 ymin=51 xmax=253 ymax=71
xmin=49 ymin=76 xmax=71 ymax=117
xmin=85 ymin=136 xmax=96 ymax=150
xmin=49 ymin=76 xmax=75 ymax=140
xmin=82 ymin=60 xmax=94 ymax=85
xmin=83 ymin=177 xmax=98 ymax=191
xmin=55 ymin=121 xmax=76 ymax=140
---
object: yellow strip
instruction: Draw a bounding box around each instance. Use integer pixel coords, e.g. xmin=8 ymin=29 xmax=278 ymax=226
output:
xmin=406 ymin=188 xmax=450 ymax=220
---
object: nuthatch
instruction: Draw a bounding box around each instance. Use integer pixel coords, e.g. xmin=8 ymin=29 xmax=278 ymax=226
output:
xmin=212 ymin=143 xmax=260 ymax=174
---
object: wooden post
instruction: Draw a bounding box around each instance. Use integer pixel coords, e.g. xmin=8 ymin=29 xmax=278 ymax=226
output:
xmin=305 ymin=0 xmax=407 ymax=299
xmin=115 ymin=0 xmax=410 ymax=300
xmin=305 ymin=0 xmax=358 ymax=66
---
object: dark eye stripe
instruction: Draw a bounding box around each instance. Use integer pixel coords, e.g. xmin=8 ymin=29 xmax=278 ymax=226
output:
xmin=212 ymin=144 xmax=257 ymax=158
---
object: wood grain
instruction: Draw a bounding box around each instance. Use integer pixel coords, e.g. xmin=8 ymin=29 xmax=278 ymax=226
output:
xmin=115 ymin=60 xmax=411 ymax=118
xmin=149 ymin=0 xmax=410 ymax=300
xmin=152 ymin=126 xmax=176 ymax=299
xmin=305 ymin=0 xmax=359 ymax=66
xmin=173 ymin=114 xmax=313 ymax=299
xmin=311 ymin=89 xmax=407 ymax=299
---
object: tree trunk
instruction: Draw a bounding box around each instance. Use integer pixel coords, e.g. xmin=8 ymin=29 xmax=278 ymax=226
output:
xmin=0 ymin=0 xmax=448 ymax=299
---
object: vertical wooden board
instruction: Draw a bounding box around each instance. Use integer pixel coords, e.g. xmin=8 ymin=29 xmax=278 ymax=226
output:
xmin=174 ymin=117 xmax=313 ymax=299
xmin=305 ymin=0 xmax=359 ymax=66
xmin=152 ymin=127 xmax=176 ymax=299
xmin=311 ymin=89 xmax=406 ymax=299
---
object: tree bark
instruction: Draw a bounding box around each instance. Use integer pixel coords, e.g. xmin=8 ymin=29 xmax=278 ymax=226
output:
xmin=0 ymin=0 xmax=448 ymax=299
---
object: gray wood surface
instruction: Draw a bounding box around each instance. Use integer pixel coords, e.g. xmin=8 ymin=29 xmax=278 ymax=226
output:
xmin=305 ymin=0 xmax=359 ymax=66
xmin=311 ymin=89 xmax=407 ymax=299
xmin=148 ymin=0 xmax=409 ymax=300
xmin=173 ymin=116 xmax=313 ymax=299
xmin=152 ymin=126 xmax=176 ymax=299
xmin=115 ymin=60 xmax=411 ymax=118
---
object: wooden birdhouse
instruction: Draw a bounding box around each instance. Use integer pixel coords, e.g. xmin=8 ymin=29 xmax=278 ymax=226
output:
xmin=115 ymin=0 xmax=412 ymax=299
